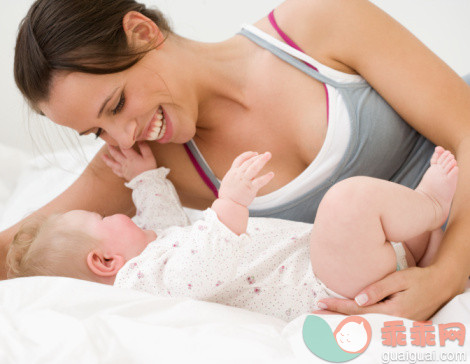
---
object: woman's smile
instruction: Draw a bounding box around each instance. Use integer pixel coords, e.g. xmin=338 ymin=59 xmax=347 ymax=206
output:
xmin=140 ymin=105 xmax=172 ymax=143
xmin=158 ymin=106 xmax=173 ymax=143
xmin=140 ymin=106 xmax=165 ymax=141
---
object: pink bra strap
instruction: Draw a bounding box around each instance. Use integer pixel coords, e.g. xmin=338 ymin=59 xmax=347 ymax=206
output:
xmin=268 ymin=11 xmax=306 ymax=55
xmin=268 ymin=10 xmax=329 ymax=122
xmin=183 ymin=143 xmax=219 ymax=198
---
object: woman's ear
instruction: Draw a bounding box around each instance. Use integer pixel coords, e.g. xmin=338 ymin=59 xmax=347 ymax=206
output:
xmin=122 ymin=11 xmax=164 ymax=49
xmin=86 ymin=250 xmax=126 ymax=278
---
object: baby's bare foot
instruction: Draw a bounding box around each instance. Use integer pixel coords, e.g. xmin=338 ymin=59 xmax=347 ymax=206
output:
xmin=415 ymin=146 xmax=459 ymax=228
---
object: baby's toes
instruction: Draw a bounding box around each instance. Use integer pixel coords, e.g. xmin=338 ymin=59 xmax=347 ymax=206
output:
xmin=437 ymin=155 xmax=450 ymax=173
xmin=436 ymin=150 xmax=451 ymax=166
xmin=431 ymin=146 xmax=445 ymax=165
xmin=443 ymin=155 xmax=457 ymax=174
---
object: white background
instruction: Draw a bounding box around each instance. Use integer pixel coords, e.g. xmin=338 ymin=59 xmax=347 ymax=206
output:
xmin=1 ymin=0 xmax=469 ymax=155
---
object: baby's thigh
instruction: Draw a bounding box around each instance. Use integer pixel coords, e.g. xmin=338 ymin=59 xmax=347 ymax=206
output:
xmin=309 ymin=179 xmax=396 ymax=298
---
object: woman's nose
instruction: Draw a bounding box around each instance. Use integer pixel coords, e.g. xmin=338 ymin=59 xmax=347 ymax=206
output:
xmin=115 ymin=133 xmax=135 ymax=150
xmin=111 ymin=120 xmax=136 ymax=149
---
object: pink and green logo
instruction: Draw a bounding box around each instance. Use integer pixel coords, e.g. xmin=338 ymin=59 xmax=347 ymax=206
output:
xmin=302 ymin=315 xmax=372 ymax=362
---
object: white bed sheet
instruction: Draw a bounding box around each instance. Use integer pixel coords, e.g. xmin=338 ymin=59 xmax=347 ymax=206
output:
xmin=1 ymin=142 xmax=470 ymax=363
xmin=0 ymin=277 xmax=469 ymax=364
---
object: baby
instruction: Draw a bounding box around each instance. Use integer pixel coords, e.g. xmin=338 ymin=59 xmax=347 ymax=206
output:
xmin=6 ymin=142 xmax=458 ymax=321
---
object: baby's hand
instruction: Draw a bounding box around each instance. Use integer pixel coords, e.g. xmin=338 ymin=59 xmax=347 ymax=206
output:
xmin=219 ymin=151 xmax=274 ymax=207
xmin=102 ymin=141 xmax=157 ymax=181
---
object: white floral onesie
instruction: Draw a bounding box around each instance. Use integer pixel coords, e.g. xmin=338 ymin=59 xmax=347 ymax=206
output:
xmin=114 ymin=168 xmax=340 ymax=322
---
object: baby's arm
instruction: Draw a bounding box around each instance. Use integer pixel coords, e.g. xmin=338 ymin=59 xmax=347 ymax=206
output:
xmin=103 ymin=142 xmax=190 ymax=230
xmin=211 ymin=152 xmax=274 ymax=235
xmin=117 ymin=152 xmax=272 ymax=297
xmin=126 ymin=168 xmax=190 ymax=230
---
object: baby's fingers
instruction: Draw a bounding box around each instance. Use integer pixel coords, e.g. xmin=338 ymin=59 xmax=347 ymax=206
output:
xmin=252 ymin=171 xmax=275 ymax=190
xmin=107 ymin=145 xmax=126 ymax=163
xmin=102 ymin=153 xmax=120 ymax=168
xmin=111 ymin=169 xmax=124 ymax=178
xmin=138 ymin=141 xmax=154 ymax=159
xmin=244 ymin=152 xmax=272 ymax=180
xmin=231 ymin=151 xmax=258 ymax=169
xmin=101 ymin=154 xmax=123 ymax=176
xmin=120 ymin=146 xmax=140 ymax=160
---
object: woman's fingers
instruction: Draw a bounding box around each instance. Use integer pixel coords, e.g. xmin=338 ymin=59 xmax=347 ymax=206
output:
xmin=316 ymin=296 xmax=396 ymax=316
xmin=310 ymin=309 xmax=338 ymax=315
xmin=317 ymin=270 xmax=409 ymax=316
xmin=316 ymin=266 xmax=454 ymax=321
xmin=353 ymin=270 xmax=408 ymax=307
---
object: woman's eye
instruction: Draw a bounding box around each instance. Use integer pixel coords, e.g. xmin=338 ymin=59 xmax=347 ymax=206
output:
xmin=94 ymin=128 xmax=103 ymax=139
xmin=112 ymin=93 xmax=125 ymax=115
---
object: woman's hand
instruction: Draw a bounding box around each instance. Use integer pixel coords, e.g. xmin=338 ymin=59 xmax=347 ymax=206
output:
xmin=316 ymin=265 xmax=464 ymax=320
xmin=101 ymin=141 xmax=157 ymax=182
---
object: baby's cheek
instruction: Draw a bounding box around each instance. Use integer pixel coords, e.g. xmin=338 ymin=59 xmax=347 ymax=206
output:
xmin=131 ymin=230 xmax=154 ymax=253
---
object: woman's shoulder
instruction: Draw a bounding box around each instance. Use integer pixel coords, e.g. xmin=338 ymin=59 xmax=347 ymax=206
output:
xmin=251 ymin=0 xmax=359 ymax=75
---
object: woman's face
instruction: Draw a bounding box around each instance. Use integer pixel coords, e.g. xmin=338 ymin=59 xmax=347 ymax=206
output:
xmin=39 ymin=52 xmax=197 ymax=149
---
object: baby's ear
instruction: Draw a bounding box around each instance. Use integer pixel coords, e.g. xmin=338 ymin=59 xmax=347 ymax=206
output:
xmin=87 ymin=250 xmax=126 ymax=277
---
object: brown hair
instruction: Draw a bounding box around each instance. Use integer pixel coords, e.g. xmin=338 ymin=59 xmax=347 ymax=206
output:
xmin=6 ymin=214 xmax=99 ymax=280
xmin=14 ymin=0 xmax=172 ymax=113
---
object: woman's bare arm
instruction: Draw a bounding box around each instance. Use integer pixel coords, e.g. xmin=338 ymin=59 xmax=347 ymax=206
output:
xmin=280 ymin=0 xmax=470 ymax=318
xmin=0 ymin=145 xmax=133 ymax=279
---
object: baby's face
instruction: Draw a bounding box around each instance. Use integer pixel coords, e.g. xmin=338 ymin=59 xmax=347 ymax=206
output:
xmin=60 ymin=210 xmax=156 ymax=260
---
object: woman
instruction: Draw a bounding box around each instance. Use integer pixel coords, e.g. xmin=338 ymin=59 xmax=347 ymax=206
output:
xmin=3 ymin=0 xmax=470 ymax=320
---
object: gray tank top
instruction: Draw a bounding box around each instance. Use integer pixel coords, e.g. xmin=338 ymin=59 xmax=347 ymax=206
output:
xmin=185 ymin=25 xmax=469 ymax=223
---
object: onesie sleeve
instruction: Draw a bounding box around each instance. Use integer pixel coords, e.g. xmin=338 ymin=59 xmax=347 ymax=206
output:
xmin=125 ymin=167 xmax=191 ymax=231
xmin=114 ymin=208 xmax=251 ymax=300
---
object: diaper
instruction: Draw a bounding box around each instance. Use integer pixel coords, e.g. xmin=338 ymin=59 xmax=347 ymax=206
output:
xmin=390 ymin=241 xmax=408 ymax=271
xmin=311 ymin=276 xmax=348 ymax=310
xmin=312 ymin=242 xmax=409 ymax=308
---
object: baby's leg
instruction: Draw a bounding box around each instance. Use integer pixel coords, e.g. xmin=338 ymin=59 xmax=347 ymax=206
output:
xmin=310 ymin=147 xmax=458 ymax=299
xmin=414 ymin=228 xmax=444 ymax=267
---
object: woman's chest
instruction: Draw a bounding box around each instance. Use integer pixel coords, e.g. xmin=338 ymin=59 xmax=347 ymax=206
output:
xmin=198 ymin=52 xmax=329 ymax=193
xmin=152 ymin=38 xmax=331 ymax=208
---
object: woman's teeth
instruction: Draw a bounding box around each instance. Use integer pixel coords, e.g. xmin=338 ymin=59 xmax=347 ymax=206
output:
xmin=147 ymin=107 xmax=167 ymax=141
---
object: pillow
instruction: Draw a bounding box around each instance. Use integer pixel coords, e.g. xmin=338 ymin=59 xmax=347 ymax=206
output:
xmin=0 ymin=141 xmax=203 ymax=230
xmin=0 ymin=144 xmax=30 ymax=194
xmin=0 ymin=144 xmax=30 ymax=218
xmin=0 ymin=142 xmax=103 ymax=230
